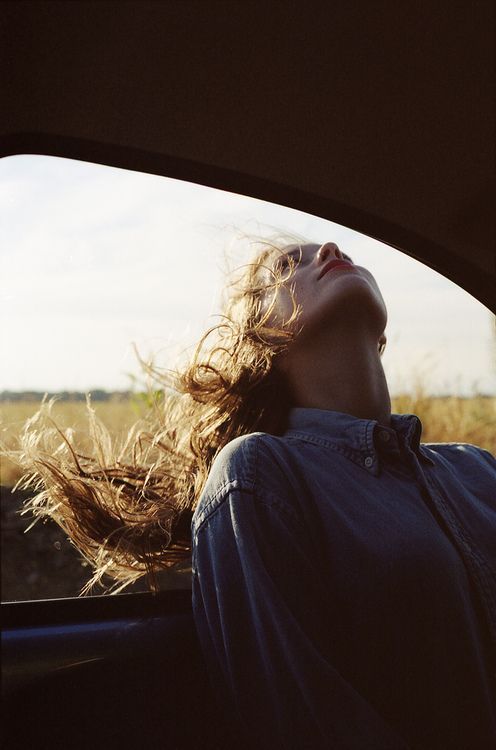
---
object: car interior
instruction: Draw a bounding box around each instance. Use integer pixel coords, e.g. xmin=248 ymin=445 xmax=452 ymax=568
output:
xmin=1 ymin=2 xmax=494 ymax=748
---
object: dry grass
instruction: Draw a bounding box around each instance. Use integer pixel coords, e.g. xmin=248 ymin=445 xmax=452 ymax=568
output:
xmin=391 ymin=393 xmax=496 ymax=453
xmin=0 ymin=398 xmax=148 ymax=487
xmin=1 ymin=394 xmax=495 ymax=487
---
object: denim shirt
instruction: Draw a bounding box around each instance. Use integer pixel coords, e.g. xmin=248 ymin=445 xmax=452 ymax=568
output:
xmin=192 ymin=409 xmax=496 ymax=749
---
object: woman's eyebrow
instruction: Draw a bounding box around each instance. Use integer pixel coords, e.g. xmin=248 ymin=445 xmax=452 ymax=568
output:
xmin=280 ymin=248 xmax=305 ymax=263
xmin=272 ymin=250 xmax=300 ymax=268
xmin=281 ymin=248 xmax=354 ymax=264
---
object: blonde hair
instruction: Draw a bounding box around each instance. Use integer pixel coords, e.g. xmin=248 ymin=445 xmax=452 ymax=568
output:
xmin=10 ymin=235 xmax=306 ymax=594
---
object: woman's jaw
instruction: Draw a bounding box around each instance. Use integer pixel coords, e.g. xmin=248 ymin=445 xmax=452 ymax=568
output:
xmin=267 ymin=242 xmax=391 ymax=425
xmin=266 ymin=242 xmax=387 ymax=354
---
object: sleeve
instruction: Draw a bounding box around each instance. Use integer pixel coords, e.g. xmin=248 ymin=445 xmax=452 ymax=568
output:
xmin=192 ymin=486 xmax=409 ymax=750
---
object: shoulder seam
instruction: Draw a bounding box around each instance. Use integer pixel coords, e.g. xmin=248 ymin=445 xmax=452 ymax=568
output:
xmin=193 ymin=480 xmax=304 ymax=538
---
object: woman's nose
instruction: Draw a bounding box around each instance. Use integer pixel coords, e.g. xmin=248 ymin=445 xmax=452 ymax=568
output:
xmin=316 ymin=242 xmax=342 ymax=263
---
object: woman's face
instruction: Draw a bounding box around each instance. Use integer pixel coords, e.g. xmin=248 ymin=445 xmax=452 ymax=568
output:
xmin=266 ymin=241 xmax=388 ymax=346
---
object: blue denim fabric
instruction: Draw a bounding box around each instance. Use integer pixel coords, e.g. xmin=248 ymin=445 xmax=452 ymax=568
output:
xmin=192 ymin=409 xmax=496 ymax=749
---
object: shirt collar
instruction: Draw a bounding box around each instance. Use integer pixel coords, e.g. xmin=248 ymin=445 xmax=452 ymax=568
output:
xmin=284 ymin=408 xmax=433 ymax=475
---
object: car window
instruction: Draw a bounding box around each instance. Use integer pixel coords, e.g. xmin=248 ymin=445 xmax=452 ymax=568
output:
xmin=1 ymin=154 xmax=495 ymax=601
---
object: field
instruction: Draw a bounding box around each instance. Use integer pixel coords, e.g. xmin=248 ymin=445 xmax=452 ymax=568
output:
xmin=1 ymin=393 xmax=495 ymax=600
xmin=1 ymin=394 xmax=495 ymax=487
xmin=0 ymin=397 xmax=148 ymax=487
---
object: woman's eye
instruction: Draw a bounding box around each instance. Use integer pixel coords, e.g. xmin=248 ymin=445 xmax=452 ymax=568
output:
xmin=274 ymin=251 xmax=308 ymax=274
xmin=277 ymin=256 xmax=296 ymax=272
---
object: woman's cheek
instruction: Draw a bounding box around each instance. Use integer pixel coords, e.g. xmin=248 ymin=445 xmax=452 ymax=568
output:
xmin=264 ymin=286 xmax=293 ymax=327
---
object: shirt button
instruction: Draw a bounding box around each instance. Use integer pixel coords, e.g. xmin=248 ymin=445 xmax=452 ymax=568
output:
xmin=379 ymin=431 xmax=390 ymax=443
xmin=364 ymin=456 xmax=374 ymax=468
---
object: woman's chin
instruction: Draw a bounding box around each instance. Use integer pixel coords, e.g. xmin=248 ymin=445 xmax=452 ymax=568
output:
xmin=317 ymin=274 xmax=387 ymax=329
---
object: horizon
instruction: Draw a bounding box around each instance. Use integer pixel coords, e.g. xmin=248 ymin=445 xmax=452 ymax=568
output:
xmin=3 ymin=389 xmax=496 ymax=401
xmin=1 ymin=155 xmax=495 ymax=397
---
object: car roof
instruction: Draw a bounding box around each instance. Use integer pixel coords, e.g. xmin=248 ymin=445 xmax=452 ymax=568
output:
xmin=2 ymin=2 xmax=494 ymax=311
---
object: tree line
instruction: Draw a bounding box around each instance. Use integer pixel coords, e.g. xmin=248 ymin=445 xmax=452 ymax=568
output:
xmin=0 ymin=390 xmax=132 ymax=402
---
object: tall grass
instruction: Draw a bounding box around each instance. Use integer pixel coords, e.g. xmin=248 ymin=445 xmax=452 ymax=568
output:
xmin=0 ymin=397 xmax=147 ymax=487
xmin=391 ymin=392 xmax=495 ymax=452
xmin=1 ymin=392 xmax=495 ymax=488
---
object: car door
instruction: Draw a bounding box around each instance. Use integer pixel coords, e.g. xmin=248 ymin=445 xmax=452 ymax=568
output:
xmin=1 ymin=3 xmax=494 ymax=750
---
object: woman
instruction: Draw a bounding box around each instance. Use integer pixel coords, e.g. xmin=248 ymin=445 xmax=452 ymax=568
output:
xmin=14 ymin=238 xmax=496 ymax=748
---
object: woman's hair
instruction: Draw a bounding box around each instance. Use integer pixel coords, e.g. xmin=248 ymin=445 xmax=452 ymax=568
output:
xmin=9 ymin=235 xmax=305 ymax=593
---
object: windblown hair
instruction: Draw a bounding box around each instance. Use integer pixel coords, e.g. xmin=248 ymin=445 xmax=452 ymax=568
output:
xmin=10 ymin=236 xmax=305 ymax=594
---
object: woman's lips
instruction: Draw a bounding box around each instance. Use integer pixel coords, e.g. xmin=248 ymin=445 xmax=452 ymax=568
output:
xmin=318 ymin=259 xmax=356 ymax=280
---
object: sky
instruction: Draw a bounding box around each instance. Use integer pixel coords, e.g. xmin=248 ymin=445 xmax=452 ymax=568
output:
xmin=1 ymin=155 xmax=495 ymax=396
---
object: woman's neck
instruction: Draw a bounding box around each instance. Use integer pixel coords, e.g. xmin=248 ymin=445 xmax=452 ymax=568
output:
xmin=281 ymin=332 xmax=391 ymax=427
